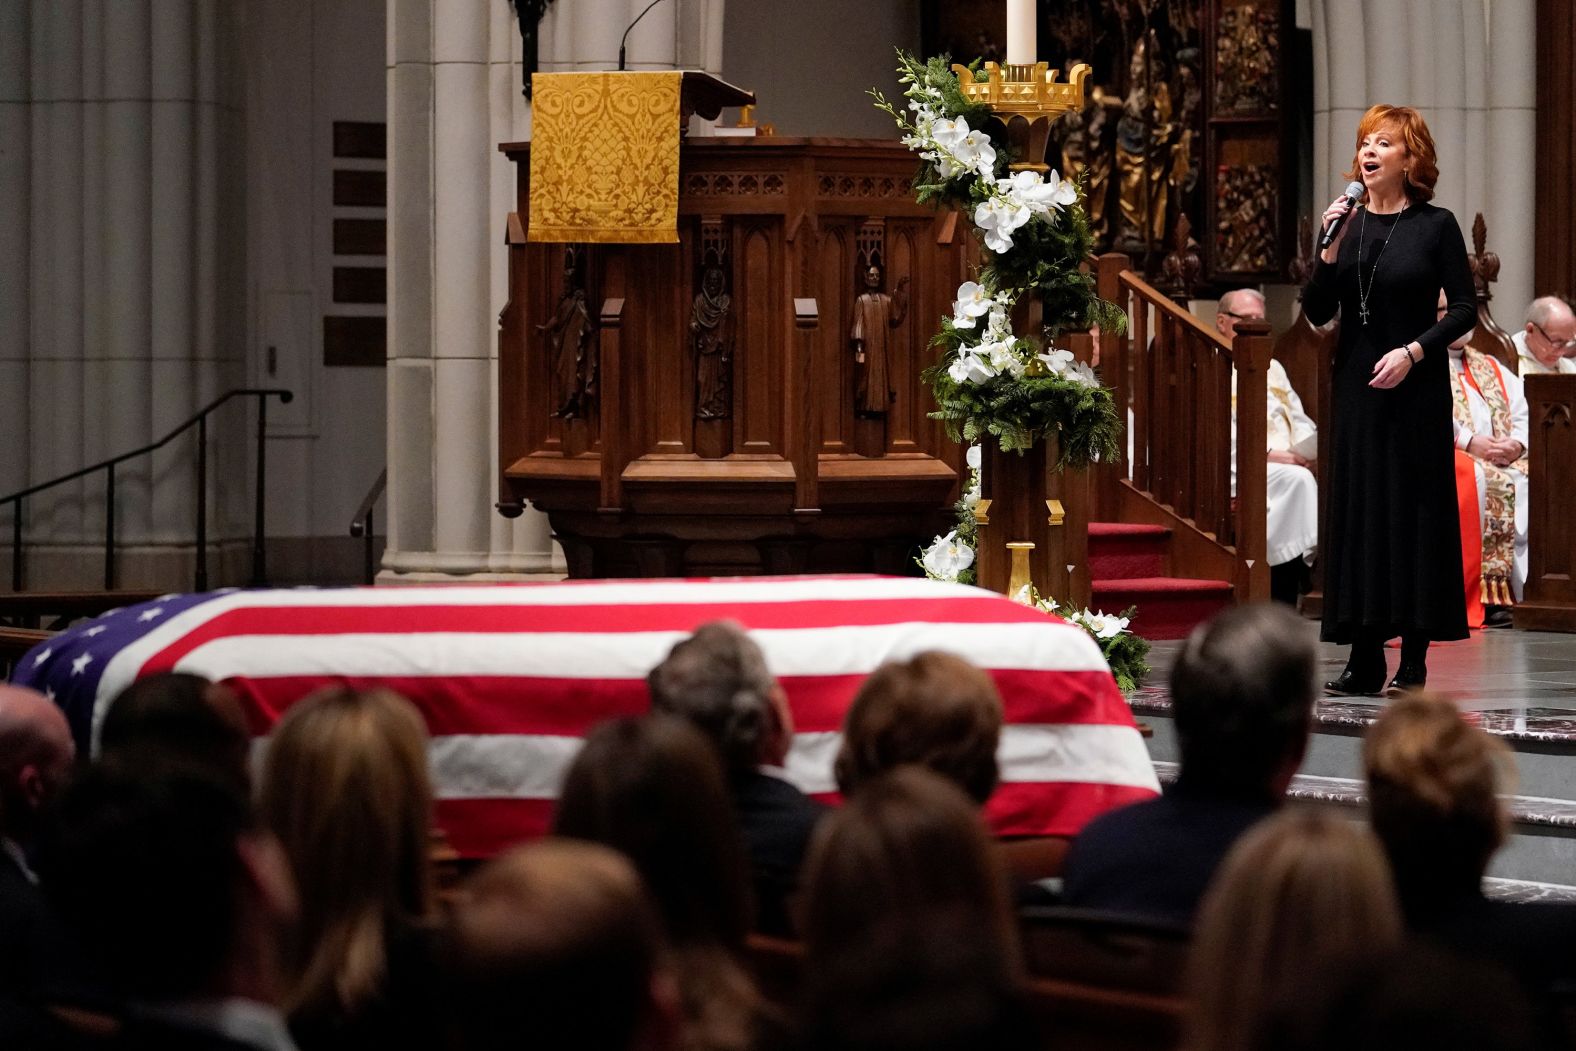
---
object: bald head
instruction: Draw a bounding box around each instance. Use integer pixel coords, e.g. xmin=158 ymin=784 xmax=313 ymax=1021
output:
xmin=0 ymin=685 xmax=74 ymax=842
xmin=1216 ymin=288 xmax=1266 ymax=340
xmin=1525 ymin=296 xmax=1576 ymax=367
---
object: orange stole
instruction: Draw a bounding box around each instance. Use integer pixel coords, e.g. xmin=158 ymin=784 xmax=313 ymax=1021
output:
xmin=1454 ymin=449 xmax=1485 ymax=629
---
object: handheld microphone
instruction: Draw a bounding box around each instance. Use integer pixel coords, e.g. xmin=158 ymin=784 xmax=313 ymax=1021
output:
xmin=1319 ymin=180 xmax=1367 ymax=250
xmin=618 ymin=0 xmax=670 ymax=71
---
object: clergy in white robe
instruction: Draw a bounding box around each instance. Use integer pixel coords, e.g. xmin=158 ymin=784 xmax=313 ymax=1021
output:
xmin=1450 ymin=346 xmax=1528 ymax=605
xmin=1513 ymin=295 xmax=1576 ymax=376
xmin=1442 ymin=294 xmax=1529 ymax=624
xmin=1219 ymin=291 xmax=1319 ymax=601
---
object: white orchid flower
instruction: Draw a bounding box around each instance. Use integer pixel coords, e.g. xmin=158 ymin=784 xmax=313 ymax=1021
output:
xmin=931 ymin=116 xmax=970 ymax=149
xmin=1044 ymin=168 xmax=1080 ymax=208
xmin=951 ymin=281 xmax=993 ymax=329
xmin=1012 ymin=584 xmax=1035 ymax=605
xmin=974 ymin=197 xmax=1030 ymax=254
xmin=985 ymin=340 xmax=1025 ymax=379
xmin=965 ymin=444 xmax=982 ymax=470
xmin=951 ymin=129 xmax=996 ymax=176
xmin=921 ymin=530 xmax=976 ymax=581
xmin=984 ymin=305 xmax=1014 ymax=342
xmin=947 ymin=350 xmax=997 ymax=385
xmin=933 ymin=152 xmax=963 ymax=180
xmin=996 ymin=170 xmax=1067 ymax=220
xmin=1068 ymin=359 xmax=1100 ymax=387
xmin=1036 ymin=348 xmax=1075 ymax=374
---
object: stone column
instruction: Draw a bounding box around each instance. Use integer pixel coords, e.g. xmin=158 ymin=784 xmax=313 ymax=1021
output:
xmin=1311 ymin=0 xmax=1534 ymax=312
xmin=384 ymin=0 xmax=722 ymax=581
xmin=4 ymin=0 xmax=243 ymax=588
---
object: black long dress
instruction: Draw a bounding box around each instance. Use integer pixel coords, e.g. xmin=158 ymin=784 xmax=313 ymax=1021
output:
xmin=1302 ymin=201 xmax=1475 ymax=644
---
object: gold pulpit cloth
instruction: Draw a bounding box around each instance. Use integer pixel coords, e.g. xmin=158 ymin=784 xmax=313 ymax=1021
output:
xmin=528 ymin=71 xmax=683 ymax=244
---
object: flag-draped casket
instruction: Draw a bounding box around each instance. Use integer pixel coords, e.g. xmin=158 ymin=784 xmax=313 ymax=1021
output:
xmin=13 ymin=575 xmax=1159 ymax=856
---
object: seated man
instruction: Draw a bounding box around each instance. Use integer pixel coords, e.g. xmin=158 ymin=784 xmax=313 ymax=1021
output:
xmin=38 ymin=757 xmax=300 ymax=1051
xmin=1060 ymin=603 xmax=1316 ymax=925
xmin=446 ymin=840 xmax=677 ymax=1051
xmin=1443 ymin=291 xmax=1528 ymax=627
xmin=647 ymin=621 xmax=825 ymax=937
xmin=1219 ymin=289 xmax=1319 ymax=605
xmin=1512 ymin=295 xmax=1576 ymax=376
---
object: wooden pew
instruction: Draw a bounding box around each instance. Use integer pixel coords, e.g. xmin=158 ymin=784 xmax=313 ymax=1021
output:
xmin=1515 ymin=374 xmax=1576 ymax=631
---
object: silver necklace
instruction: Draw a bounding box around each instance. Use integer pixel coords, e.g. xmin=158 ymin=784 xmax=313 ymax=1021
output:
xmin=1356 ymin=203 xmax=1407 ymax=326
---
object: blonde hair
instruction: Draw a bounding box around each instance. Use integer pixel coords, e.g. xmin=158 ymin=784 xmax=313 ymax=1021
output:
xmin=1363 ymin=691 xmax=1512 ymax=896
xmin=1184 ymin=810 xmax=1402 ymax=1051
xmin=260 ymin=686 xmax=435 ymax=1018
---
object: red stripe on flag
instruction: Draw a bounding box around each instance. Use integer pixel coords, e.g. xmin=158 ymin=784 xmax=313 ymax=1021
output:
xmin=435 ymin=781 xmax=1154 ymax=860
xmin=219 ymin=666 xmax=1133 ymax=739
xmin=435 ymin=797 xmax=558 ymax=858
xmin=136 ymin=595 xmax=1066 ymax=676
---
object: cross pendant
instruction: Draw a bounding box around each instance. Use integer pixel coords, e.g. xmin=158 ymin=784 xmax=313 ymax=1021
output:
xmin=1359 ymin=303 xmax=1370 ymax=325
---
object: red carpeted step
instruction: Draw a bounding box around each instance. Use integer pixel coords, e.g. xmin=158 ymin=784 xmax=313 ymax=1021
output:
xmin=1088 ymin=522 xmax=1171 ymax=580
xmin=1091 ymin=575 xmax=1235 ymax=641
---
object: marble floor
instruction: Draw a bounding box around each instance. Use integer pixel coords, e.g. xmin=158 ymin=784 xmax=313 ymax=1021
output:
xmin=1142 ymin=627 xmax=1576 ymax=742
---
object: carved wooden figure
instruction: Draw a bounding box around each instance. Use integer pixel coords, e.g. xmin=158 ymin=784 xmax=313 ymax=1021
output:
xmin=850 ymin=263 xmax=909 ymax=418
xmin=691 ymin=265 xmax=734 ymax=420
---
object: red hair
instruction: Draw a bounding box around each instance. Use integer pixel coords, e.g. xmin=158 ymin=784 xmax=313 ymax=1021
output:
xmin=1344 ymin=104 xmax=1439 ymax=203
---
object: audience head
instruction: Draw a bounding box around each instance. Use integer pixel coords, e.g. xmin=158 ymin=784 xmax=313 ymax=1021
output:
xmin=1344 ymin=104 xmax=1439 ymax=202
xmin=1363 ymin=691 xmax=1511 ymax=907
xmin=647 ymin=621 xmax=792 ymax=776
xmin=0 ymin=684 xmax=74 ymax=846
xmin=555 ymin=715 xmax=751 ymax=948
xmin=801 ymin=768 xmax=1029 ymax=1051
xmin=38 ymin=755 xmax=296 ymax=1002
xmin=1215 ymin=287 xmax=1266 ymax=340
xmin=1523 ymin=295 xmax=1576 ymax=367
xmin=1169 ymin=602 xmax=1317 ymax=801
xmin=259 ymin=686 xmax=434 ymax=1017
xmin=447 ymin=839 xmax=676 ymax=1051
xmin=1185 ymin=809 xmax=1402 ymax=1051
xmin=99 ymin=672 xmax=251 ymax=793
xmin=834 ymin=651 xmax=1002 ymax=806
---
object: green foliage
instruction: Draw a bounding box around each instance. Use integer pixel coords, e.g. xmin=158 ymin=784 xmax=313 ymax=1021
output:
xmin=1099 ymin=606 xmax=1152 ymax=694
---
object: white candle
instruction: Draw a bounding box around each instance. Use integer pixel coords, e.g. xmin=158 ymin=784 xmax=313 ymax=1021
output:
xmin=1006 ymin=0 xmax=1036 ymax=65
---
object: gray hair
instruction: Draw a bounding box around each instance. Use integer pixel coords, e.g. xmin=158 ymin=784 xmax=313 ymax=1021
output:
xmin=1170 ymin=603 xmax=1317 ymax=799
xmin=1217 ymin=288 xmax=1265 ymax=317
xmin=646 ymin=621 xmax=777 ymax=775
xmin=1525 ymin=295 xmax=1573 ymax=329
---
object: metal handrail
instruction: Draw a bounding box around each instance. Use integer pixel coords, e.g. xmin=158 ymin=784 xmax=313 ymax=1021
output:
xmin=2 ymin=388 xmax=294 ymax=593
xmin=348 ymin=468 xmax=387 ymax=585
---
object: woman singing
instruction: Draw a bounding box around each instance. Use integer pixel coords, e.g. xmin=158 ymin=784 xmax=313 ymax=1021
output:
xmin=1303 ymin=105 xmax=1475 ymax=695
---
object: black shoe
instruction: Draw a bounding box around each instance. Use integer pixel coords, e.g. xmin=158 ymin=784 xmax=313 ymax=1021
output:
xmin=1385 ymin=662 xmax=1427 ymax=695
xmin=1325 ymin=668 xmax=1386 ymax=696
xmin=1483 ymin=606 xmax=1513 ymax=628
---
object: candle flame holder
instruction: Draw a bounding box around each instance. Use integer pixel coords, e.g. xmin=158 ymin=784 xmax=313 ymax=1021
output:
xmin=950 ymin=61 xmax=1091 ymax=173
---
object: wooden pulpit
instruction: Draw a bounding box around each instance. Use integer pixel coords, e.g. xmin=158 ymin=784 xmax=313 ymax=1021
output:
xmin=498 ymin=81 xmax=969 ymax=576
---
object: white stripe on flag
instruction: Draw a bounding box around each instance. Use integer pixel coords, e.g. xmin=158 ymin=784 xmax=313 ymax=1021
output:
xmin=247 ymin=723 xmax=1158 ymax=802
xmin=164 ymin=620 xmax=1109 ymax=685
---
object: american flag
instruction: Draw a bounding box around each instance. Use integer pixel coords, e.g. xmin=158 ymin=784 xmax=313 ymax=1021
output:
xmin=11 ymin=575 xmax=1160 ymax=857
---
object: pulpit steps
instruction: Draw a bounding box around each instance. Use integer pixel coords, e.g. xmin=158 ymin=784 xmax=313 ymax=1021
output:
xmin=1088 ymin=522 xmax=1233 ymax=640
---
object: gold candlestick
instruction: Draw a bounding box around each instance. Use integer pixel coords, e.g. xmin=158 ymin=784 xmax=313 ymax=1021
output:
xmin=1006 ymin=541 xmax=1036 ymax=602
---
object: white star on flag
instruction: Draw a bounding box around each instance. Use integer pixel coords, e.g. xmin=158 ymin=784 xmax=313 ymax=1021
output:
xmin=31 ymin=647 xmax=52 ymax=668
xmin=83 ymin=626 xmax=106 ymax=638
xmin=137 ymin=607 xmax=165 ymax=623
xmin=44 ymin=687 xmax=55 ymax=702
xmin=70 ymin=653 xmax=93 ymax=676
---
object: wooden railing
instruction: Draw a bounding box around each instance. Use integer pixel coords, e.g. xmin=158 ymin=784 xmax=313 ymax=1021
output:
xmin=1093 ymin=253 xmax=1271 ymax=603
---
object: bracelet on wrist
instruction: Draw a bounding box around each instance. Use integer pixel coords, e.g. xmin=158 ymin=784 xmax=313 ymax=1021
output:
xmin=1404 ymin=347 xmax=1418 ymax=366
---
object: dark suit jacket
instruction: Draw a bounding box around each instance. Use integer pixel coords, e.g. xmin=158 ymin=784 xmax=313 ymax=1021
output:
xmin=732 ymin=769 xmax=828 ymax=938
xmin=1059 ymin=786 xmax=1276 ymax=925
